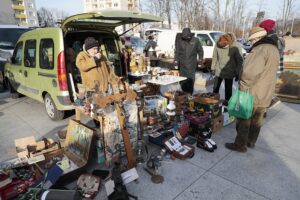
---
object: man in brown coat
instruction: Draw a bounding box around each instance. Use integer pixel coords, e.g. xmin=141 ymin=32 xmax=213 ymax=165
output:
xmin=225 ymin=27 xmax=280 ymax=152
xmin=76 ymin=37 xmax=119 ymax=93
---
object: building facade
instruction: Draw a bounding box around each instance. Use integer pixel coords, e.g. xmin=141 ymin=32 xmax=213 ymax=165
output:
xmin=83 ymin=0 xmax=140 ymax=34
xmin=83 ymin=0 xmax=139 ymax=12
xmin=0 ymin=0 xmax=39 ymax=26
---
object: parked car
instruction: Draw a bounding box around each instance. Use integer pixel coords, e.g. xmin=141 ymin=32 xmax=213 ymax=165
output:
xmin=237 ymin=38 xmax=252 ymax=53
xmin=192 ymin=30 xmax=223 ymax=64
xmin=4 ymin=10 xmax=161 ymax=120
xmin=130 ymin=36 xmax=146 ymax=55
xmin=155 ymin=30 xmax=223 ymax=69
xmin=0 ymin=25 xmax=31 ymax=88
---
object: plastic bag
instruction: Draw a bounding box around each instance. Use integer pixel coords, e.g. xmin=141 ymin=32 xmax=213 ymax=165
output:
xmin=228 ymin=89 xmax=254 ymax=119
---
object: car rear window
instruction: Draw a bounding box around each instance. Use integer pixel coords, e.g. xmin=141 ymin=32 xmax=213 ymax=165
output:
xmin=196 ymin=34 xmax=213 ymax=46
xmin=0 ymin=28 xmax=30 ymax=50
xmin=209 ymin=32 xmax=223 ymax=42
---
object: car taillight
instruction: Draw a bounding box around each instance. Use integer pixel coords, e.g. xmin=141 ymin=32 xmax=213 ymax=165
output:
xmin=57 ymin=51 xmax=68 ymax=91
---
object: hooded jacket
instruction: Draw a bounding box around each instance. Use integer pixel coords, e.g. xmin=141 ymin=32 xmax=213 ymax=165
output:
xmin=76 ymin=47 xmax=119 ymax=92
xmin=240 ymin=37 xmax=279 ymax=107
xmin=211 ymin=34 xmax=243 ymax=79
xmin=175 ymin=28 xmax=203 ymax=80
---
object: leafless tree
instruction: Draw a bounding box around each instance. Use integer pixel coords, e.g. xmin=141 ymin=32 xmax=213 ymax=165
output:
xmin=37 ymin=7 xmax=69 ymax=27
xmin=173 ymin=0 xmax=207 ymax=29
xmin=223 ymin=0 xmax=230 ymax=32
xmin=145 ymin=0 xmax=172 ymax=28
xmin=37 ymin=7 xmax=55 ymax=27
xmin=51 ymin=9 xmax=69 ymax=23
xmin=208 ymin=0 xmax=221 ymax=30
xmin=281 ymin=0 xmax=295 ymax=32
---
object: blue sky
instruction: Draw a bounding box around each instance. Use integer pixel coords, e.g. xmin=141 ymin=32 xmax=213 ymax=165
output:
xmin=36 ymin=0 xmax=83 ymax=15
xmin=36 ymin=0 xmax=299 ymax=19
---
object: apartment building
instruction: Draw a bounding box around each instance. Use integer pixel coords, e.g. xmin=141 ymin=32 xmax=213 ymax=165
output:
xmin=0 ymin=0 xmax=39 ymax=26
xmin=83 ymin=0 xmax=139 ymax=12
xmin=83 ymin=0 xmax=140 ymax=33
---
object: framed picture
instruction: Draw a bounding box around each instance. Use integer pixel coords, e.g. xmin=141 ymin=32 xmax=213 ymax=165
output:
xmin=65 ymin=120 xmax=94 ymax=160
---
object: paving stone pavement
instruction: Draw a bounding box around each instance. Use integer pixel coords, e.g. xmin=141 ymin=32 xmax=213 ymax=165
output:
xmin=1 ymin=89 xmax=300 ymax=200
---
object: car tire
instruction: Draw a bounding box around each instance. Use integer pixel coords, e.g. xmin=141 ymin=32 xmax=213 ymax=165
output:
xmin=44 ymin=93 xmax=65 ymax=121
xmin=6 ymin=78 xmax=20 ymax=99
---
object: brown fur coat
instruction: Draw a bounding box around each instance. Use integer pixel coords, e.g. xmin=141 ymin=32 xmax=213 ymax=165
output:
xmin=76 ymin=49 xmax=119 ymax=92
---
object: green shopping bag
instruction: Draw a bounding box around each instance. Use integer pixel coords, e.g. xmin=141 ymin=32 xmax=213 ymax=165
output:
xmin=228 ymin=89 xmax=254 ymax=119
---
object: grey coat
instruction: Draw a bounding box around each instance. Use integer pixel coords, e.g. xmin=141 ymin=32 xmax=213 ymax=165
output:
xmin=211 ymin=41 xmax=243 ymax=79
xmin=175 ymin=28 xmax=203 ymax=80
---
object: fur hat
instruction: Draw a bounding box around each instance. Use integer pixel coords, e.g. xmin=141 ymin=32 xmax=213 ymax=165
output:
xmin=259 ymin=19 xmax=275 ymax=31
xmin=217 ymin=34 xmax=232 ymax=48
xmin=248 ymin=27 xmax=267 ymax=41
xmin=84 ymin=37 xmax=99 ymax=51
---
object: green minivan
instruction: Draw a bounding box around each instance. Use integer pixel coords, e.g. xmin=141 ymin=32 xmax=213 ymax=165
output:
xmin=4 ymin=10 xmax=161 ymax=120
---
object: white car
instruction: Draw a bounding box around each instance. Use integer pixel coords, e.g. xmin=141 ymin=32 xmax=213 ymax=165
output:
xmin=155 ymin=29 xmax=223 ymax=66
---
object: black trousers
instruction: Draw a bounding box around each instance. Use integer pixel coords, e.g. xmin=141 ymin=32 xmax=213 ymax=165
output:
xmin=180 ymin=78 xmax=194 ymax=95
xmin=213 ymin=77 xmax=233 ymax=101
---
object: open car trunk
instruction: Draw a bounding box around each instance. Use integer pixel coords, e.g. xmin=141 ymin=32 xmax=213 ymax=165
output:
xmin=61 ymin=10 xmax=162 ymax=32
xmin=61 ymin=10 xmax=162 ymax=101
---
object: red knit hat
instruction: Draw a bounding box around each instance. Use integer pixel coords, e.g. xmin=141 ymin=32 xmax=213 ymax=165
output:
xmin=259 ymin=19 xmax=275 ymax=31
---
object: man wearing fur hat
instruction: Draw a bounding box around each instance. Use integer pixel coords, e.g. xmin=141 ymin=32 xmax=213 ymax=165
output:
xmin=175 ymin=28 xmax=203 ymax=95
xmin=76 ymin=37 xmax=119 ymax=93
xmin=225 ymin=27 xmax=280 ymax=153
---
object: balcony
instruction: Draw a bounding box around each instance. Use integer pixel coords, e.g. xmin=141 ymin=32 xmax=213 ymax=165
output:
xmin=18 ymin=22 xmax=28 ymax=26
xmin=13 ymin=5 xmax=25 ymax=10
xmin=15 ymin=13 xmax=27 ymax=19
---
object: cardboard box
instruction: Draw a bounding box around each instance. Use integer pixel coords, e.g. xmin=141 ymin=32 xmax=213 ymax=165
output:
xmin=190 ymin=99 xmax=222 ymax=118
xmin=40 ymin=120 xmax=95 ymax=176
xmin=15 ymin=136 xmax=59 ymax=158
xmin=211 ymin=115 xmax=224 ymax=133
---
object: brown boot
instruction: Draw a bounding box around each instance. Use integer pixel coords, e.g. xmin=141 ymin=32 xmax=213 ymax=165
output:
xmin=225 ymin=143 xmax=247 ymax=153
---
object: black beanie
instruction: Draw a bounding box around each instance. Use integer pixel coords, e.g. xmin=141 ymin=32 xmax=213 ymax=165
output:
xmin=84 ymin=37 xmax=99 ymax=51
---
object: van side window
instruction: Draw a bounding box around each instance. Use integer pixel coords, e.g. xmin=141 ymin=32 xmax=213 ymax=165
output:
xmin=196 ymin=34 xmax=213 ymax=46
xmin=12 ymin=41 xmax=23 ymax=65
xmin=24 ymin=40 xmax=36 ymax=68
xmin=40 ymin=39 xmax=54 ymax=69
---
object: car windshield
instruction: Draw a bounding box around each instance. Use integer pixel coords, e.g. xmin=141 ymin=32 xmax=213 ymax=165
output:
xmin=0 ymin=28 xmax=30 ymax=50
xmin=209 ymin=32 xmax=223 ymax=42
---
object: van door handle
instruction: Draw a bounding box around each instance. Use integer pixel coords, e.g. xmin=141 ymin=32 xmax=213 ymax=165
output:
xmin=24 ymin=70 xmax=28 ymax=77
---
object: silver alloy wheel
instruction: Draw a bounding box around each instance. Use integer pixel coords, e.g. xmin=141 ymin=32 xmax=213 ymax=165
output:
xmin=45 ymin=96 xmax=55 ymax=118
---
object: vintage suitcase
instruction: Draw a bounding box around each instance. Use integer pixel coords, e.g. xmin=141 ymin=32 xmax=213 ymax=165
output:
xmin=38 ymin=120 xmax=95 ymax=184
xmin=164 ymin=136 xmax=195 ymax=160
xmin=190 ymin=99 xmax=222 ymax=118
